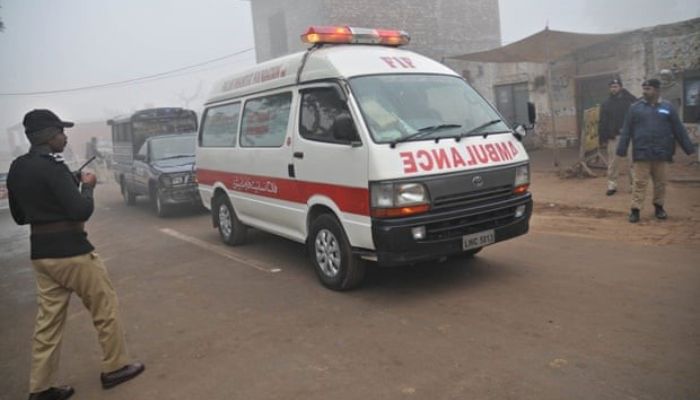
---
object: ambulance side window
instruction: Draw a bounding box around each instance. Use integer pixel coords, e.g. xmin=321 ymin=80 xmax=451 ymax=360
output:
xmin=300 ymin=87 xmax=356 ymax=143
xmin=200 ymin=103 xmax=241 ymax=147
xmin=241 ymin=92 xmax=292 ymax=148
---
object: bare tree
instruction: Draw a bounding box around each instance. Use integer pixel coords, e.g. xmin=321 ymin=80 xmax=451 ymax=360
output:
xmin=178 ymin=80 xmax=203 ymax=109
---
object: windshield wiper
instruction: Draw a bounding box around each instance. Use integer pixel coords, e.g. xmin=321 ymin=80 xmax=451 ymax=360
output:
xmin=389 ymin=124 xmax=461 ymax=148
xmin=458 ymin=119 xmax=503 ymax=139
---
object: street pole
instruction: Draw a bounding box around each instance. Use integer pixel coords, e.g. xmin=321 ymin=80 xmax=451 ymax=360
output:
xmin=544 ymin=27 xmax=560 ymax=169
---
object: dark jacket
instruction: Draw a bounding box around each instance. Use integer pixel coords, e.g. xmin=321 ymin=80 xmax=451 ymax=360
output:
xmin=598 ymin=88 xmax=636 ymax=144
xmin=616 ymin=99 xmax=695 ymax=162
xmin=7 ymin=145 xmax=95 ymax=259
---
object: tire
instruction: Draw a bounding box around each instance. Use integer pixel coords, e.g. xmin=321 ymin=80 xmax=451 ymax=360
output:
xmin=154 ymin=190 xmax=170 ymax=218
xmin=121 ymin=180 xmax=136 ymax=206
xmin=214 ymin=196 xmax=246 ymax=246
xmin=308 ymin=214 xmax=366 ymax=291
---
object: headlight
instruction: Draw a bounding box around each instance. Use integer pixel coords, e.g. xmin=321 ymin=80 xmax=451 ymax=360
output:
xmin=160 ymin=173 xmax=191 ymax=186
xmin=395 ymin=183 xmax=427 ymax=206
xmin=171 ymin=175 xmax=186 ymax=185
xmin=514 ymin=165 xmax=529 ymax=186
xmin=371 ymin=182 xmax=430 ymax=218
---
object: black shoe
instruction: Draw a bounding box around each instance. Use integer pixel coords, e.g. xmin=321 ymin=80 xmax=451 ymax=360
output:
xmin=606 ymin=189 xmax=617 ymax=196
xmin=629 ymin=208 xmax=640 ymax=223
xmin=101 ymin=362 xmax=145 ymax=389
xmin=28 ymin=386 xmax=74 ymax=400
xmin=654 ymin=204 xmax=668 ymax=220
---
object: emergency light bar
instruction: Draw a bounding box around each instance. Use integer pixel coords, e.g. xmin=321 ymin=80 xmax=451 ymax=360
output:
xmin=301 ymin=26 xmax=410 ymax=46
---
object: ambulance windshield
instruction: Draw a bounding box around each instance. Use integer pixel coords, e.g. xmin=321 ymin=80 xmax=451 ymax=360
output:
xmin=350 ymin=75 xmax=509 ymax=144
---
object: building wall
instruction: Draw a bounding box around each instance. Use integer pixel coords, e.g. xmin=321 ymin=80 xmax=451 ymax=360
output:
xmin=249 ymin=0 xmax=501 ymax=63
xmin=471 ymin=18 xmax=700 ymax=148
xmin=248 ymin=0 xmax=325 ymax=62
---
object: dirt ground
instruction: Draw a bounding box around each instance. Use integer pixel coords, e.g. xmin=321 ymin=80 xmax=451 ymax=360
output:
xmin=528 ymin=148 xmax=700 ymax=247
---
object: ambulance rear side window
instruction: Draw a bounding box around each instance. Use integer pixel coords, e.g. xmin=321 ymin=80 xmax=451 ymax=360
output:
xmin=200 ymin=103 xmax=241 ymax=147
xmin=241 ymin=92 xmax=292 ymax=148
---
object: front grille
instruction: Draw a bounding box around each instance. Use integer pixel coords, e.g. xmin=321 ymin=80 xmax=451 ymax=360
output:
xmin=424 ymin=205 xmax=518 ymax=241
xmin=433 ymin=185 xmax=514 ymax=211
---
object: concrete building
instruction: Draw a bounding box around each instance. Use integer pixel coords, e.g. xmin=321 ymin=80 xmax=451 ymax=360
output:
xmin=457 ymin=18 xmax=700 ymax=148
xmin=245 ymin=0 xmax=501 ymax=63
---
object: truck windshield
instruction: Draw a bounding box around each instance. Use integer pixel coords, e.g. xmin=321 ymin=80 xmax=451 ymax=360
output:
xmin=349 ymin=74 xmax=509 ymax=144
xmin=149 ymin=136 xmax=196 ymax=161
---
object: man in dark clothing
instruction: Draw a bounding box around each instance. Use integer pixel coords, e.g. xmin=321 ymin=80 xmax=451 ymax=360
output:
xmin=617 ymin=79 xmax=696 ymax=223
xmin=598 ymin=78 xmax=637 ymax=196
xmin=7 ymin=110 xmax=145 ymax=400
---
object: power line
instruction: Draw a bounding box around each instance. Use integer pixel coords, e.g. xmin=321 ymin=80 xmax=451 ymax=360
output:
xmin=0 ymin=47 xmax=255 ymax=96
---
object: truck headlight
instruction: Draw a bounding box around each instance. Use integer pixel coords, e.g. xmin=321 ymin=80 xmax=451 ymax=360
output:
xmin=171 ymin=175 xmax=186 ymax=185
xmin=371 ymin=182 xmax=430 ymax=218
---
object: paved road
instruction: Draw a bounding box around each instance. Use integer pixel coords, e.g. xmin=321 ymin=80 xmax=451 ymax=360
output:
xmin=1 ymin=183 xmax=698 ymax=400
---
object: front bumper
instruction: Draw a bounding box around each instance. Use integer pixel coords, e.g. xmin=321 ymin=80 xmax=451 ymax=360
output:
xmin=160 ymin=184 xmax=201 ymax=206
xmin=370 ymin=193 xmax=532 ymax=266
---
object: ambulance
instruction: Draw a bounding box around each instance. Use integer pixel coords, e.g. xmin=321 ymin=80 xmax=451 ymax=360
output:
xmin=196 ymin=26 xmax=534 ymax=290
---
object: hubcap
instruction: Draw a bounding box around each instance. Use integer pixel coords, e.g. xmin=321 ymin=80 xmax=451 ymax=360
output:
xmin=315 ymin=229 xmax=341 ymax=277
xmin=218 ymin=203 xmax=232 ymax=238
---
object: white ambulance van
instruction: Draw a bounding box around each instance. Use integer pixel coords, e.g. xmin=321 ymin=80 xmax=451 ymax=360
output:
xmin=197 ymin=26 xmax=534 ymax=290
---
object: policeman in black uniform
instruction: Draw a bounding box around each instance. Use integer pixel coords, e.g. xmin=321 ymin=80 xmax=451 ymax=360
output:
xmin=7 ymin=110 xmax=145 ymax=400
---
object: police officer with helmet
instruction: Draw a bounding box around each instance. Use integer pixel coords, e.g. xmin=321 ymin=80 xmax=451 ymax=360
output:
xmin=7 ymin=110 xmax=144 ymax=400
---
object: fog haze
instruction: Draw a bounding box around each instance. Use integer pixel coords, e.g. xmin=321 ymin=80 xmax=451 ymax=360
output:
xmin=1 ymin=0 xmax=698 ymax=133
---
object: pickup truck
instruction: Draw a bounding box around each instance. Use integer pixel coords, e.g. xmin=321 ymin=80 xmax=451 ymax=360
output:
xmin=119 ymin=133 xmax=200 ymax=217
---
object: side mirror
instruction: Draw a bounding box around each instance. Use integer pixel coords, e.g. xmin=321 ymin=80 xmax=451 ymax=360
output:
xmin=527 ymin=102 xmax=537 ymax=125
xmin=332 ymin=113 xmax=361 ymax=146
xmin=513 ymin=124 xmax=528 ymax=141
xmin=134 ymin=154 xmax=146 ymax=162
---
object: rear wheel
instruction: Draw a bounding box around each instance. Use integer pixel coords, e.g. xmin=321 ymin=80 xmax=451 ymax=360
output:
xmin=121 ymin=179 xmax=136 ymax=206
xmin=214 ymin=196 xmax=246 ymax=246
xmin=308 ymin=214 xmax=366 ymax=291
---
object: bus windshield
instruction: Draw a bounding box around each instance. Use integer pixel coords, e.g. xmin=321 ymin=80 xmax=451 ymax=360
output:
xmin=349 ymin=74 xmax=509 ymax=144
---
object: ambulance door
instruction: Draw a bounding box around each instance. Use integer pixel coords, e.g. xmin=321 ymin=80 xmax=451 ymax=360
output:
xmin=292 ymin=84 xmax=370 ymax=247
xmin=234 ymin=91 xmax=303 ymax=242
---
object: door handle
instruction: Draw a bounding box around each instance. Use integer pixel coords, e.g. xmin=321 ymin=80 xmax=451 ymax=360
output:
xmin=293 ymin=151 xmax=304 ymax=159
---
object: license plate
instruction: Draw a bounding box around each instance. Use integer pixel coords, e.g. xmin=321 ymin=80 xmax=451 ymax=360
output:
xmin=462 ymin=229 xmax=495 ymax=250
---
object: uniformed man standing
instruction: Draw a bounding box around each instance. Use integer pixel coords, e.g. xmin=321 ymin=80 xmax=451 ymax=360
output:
xmin=7 ymin=110 xmax=145 ymax=400
xmin=617 ymin=79 xmax=696 ymax=223
xmin=597 ymin=78 xmax=637 ymax=196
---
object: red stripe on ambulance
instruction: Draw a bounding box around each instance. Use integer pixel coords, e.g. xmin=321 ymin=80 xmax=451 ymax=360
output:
xmin=197 ymin=169 xmax=370 ymax=216
xmin=400 ymin=141 xmax=519 ymax=173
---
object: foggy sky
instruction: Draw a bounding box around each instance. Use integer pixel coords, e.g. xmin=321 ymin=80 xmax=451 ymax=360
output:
xmin=1 ymin=0 xmax=698 ymax=134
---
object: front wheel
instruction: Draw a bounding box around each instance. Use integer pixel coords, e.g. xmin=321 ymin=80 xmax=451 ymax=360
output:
xmin=214 ymin=196 xmax=246 ymax=246
xmin=308 ymin=214 xmax=366 ymax=291
xmin=154 ymin=191 xmax=170 ymax=218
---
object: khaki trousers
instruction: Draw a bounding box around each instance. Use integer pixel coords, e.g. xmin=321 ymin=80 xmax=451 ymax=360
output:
xmin=631 ymin=161 xmax=667 ymax=210
xmin=30 ymin=252 xmax=130 ymax=393
xmin=607 ymin=136 xmax=635 ymax=191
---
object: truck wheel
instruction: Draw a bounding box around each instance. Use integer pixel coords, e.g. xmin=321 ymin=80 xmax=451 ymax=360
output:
xmin=308 ymin=214 xmax=366 ymax=291
xmin=214 ymin=196 xmax=246 ymax=246
xmin=121 ymin=180 xmax=136 ymax=206
xmin=154 ymin=191 xmax=170 ymax=218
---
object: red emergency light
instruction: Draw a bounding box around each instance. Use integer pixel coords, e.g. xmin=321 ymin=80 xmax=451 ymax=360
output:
xmin=301 ymin=26 xmax=410 ymax=47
